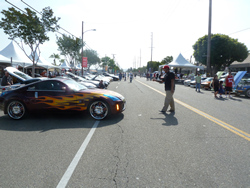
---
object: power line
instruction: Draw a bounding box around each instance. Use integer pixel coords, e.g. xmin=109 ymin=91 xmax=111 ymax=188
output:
xmin=5 ymin=0 xmax=26 ymax=14
xmin=20 ymin=0 xmax=77 ymax=38
xmin=228 ymin=27 xmax=250 ymax=35
xmin=5 ymin=0 xmax=95 ymax=51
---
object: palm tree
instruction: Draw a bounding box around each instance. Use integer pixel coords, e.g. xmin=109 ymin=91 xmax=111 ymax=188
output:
xmin=49 ymin=53 xmax=60 ymax=65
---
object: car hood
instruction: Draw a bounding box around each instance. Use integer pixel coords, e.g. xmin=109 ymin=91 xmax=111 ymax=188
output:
xmin=85 ymin=89 xmax=125 ymax=100
xmin=5 ymin=66 xmax=32 ymax=82
xmin=234 ymin=71 xmax=247 ymax=88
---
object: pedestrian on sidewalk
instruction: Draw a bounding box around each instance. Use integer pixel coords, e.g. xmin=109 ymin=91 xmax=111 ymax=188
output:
xmin=153 ymin=65 xmax=175 ymax=113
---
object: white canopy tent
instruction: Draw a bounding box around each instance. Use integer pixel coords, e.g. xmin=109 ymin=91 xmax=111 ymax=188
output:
xmin=0 ymin=54 xmax=11 ymax=64
xmin=160 ymin=53 xmax=204 ymax=70
xmin=60 ymin=60 xmax=71 ymax=70
xmin=26 ymin=51 xmax=60 ymax=69
xmin=0 ymin=41 xmax=33 ymax=67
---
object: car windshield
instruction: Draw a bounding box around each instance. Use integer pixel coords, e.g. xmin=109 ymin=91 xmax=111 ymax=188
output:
xmin=67 ymin=72 xmax=87 ymax=82
xmin=63 ymin=79 xmax=88 ymax=91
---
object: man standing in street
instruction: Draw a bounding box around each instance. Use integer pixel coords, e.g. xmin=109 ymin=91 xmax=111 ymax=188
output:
xmin=225 ymin=71 xmax=234 ymax=98
xmin=153 ymin=65 xmax=175 ymax=113
xmin=195 ymin=72 xmax=201 ymax=92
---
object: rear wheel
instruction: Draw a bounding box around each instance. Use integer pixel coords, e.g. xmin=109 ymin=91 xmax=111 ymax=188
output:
xmin=245 ymin=89 xmax=250 ymax=98
xmin=89 ymin=101 xmax=109 ymax=120
xmin=7 ymin=100 xmax=26 ymax=120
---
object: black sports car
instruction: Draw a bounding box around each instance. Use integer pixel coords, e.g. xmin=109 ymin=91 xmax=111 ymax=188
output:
xmin=0 ymin=78 xmax=126 ymax=120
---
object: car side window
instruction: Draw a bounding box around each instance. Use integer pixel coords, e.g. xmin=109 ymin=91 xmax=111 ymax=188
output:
xmin=30 ymin=81 xmax=66 ymax=91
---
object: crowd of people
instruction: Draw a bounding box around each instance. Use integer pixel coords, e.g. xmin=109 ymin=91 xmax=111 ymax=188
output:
xmin=212 ymin=71 xmax=235 ymax=98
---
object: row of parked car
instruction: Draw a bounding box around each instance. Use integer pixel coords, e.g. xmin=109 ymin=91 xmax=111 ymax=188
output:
xmin=0 ymin=67 xmax=120 ymax=93
xmin=183 ymin=71 xmax=250 ymax=98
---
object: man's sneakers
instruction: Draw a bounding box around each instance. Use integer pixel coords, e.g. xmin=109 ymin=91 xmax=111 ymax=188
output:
xmin=168 ymin=109 xmax=175 ymax=112
xmin=159 ymin=110 xmax=166 ymax=114
xmin=159 ymin=109 xmax=175 ymax=113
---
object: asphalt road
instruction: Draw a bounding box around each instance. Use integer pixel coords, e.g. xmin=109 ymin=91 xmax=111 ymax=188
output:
xmin=0 ymin=77 xmax=249 ymax=188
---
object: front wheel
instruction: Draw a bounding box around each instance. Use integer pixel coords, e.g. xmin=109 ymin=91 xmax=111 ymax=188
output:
xmin=89 ymin=101 xmax=109 ymax=120
xmin=7 ymin=100 xmax=26 ymax=120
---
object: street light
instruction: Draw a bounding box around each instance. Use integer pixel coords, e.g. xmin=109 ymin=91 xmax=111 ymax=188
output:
xmin=81 ymin=21 xmax=96 ymax=76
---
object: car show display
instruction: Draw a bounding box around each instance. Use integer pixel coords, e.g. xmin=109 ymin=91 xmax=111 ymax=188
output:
xmin=0 ymin=78 xmax=126 ymax=120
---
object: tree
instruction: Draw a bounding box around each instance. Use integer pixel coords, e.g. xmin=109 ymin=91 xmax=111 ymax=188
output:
xmin=147 ymin=61 xmax=161 ymax=72
xmin=108 ymin=59 xmax=116 ymax=73
xmin=49 ymin=53 xmax=60 ymax=65
xmin=0 ymin=7 xmax=60 ymax=77
xmin=101 ymin=56 xmax=111 ymax=71
xmin=161 ymin=56 xmax=173 ymax=65
xmin=56 ymin=35 xmax=82 ymax=68
xmin=193 ymin=34 xmax=248 ymax=73
xmin=83 ymin=49 xmax=100 ymax=70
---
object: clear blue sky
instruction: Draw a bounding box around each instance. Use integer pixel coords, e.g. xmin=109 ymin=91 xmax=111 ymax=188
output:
xmin=0 ymin=0 xmax=250 ymax=69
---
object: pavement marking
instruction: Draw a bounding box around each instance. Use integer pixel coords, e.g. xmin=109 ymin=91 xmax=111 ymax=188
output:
xmin=136 ymin=79 xmax=250 ymax=141
xmin=56 ymin=121 xmax=100 ymax=188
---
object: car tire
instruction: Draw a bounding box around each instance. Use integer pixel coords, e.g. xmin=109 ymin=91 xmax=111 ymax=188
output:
xmin=88 ymin=100 xmax=110 ymax=120
xmin=245 ymin=89 xmax=250 ymax=98
xmin=7 ymin=100 xmax=26 ymax=120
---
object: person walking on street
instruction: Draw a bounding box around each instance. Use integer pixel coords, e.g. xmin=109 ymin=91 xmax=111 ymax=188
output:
xmin=195 ymin=72 xmax=201 ymax=92
xmin=219 ymin=81 xmax=224 ymax=98
xmin=212 ymin=75 xmax=219 ymax=98
xmin=129 ymin=72 xmax=133 ymax=83
xmin=225 ymin=71 xmax=234 ymax=98
xmin=153 ymin=65 xmax=175 ymax=113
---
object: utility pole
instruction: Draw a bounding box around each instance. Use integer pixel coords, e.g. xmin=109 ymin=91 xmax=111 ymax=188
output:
xmin=81 ymin=21 xmax=84 ymax=76
xmin=111 ymin=54 xmax=116 ymax=73
xmin=206 ymin=0 xmax=212 ymax=76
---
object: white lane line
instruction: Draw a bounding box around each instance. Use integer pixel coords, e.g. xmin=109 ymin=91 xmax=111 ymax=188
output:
xmin=56 ymin=121 xmax=100 ymax=188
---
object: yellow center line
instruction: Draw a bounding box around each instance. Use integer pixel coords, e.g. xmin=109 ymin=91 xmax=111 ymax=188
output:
xmin=136 ymin=79 xmax=250 ymax=141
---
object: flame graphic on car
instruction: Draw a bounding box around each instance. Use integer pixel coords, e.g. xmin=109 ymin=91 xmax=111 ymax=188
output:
xmin=35 ymin=93 xmax=108 ymax=111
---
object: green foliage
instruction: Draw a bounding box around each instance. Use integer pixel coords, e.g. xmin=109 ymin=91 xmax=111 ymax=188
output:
xmin=0 ymin=7 xmax=60 ymax=77
xmin=193 ymin=34 xmax=248 ymax=71
xmin=49 ymin=53 xmax=60 ymax=65
xmin=147 ymin=61 xmax=161 ymax=72
xmin=100 ymin=56 xmax=111 ymax=70
xmin=137 ymin=66 xmax=147 ymax=73
xmin=84 ymin=49 xmax=100 ymax=69
xmin=161 ymin=56 xmax=173 ymax=65
xmin=56 ymin=34 xmax=82 ymax=67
